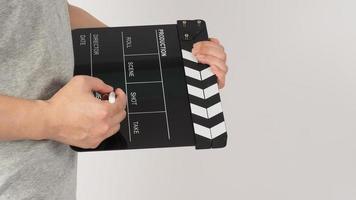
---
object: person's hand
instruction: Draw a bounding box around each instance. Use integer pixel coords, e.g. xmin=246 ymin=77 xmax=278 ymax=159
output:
xmin=44 ymin=75 xmax=127 ymax=149
xmin=192 ymin=38 xmax=228 ymax=89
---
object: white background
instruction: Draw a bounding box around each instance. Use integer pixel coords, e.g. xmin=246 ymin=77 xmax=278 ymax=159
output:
xmin=69 ymin=0 xmax=356 ymax=199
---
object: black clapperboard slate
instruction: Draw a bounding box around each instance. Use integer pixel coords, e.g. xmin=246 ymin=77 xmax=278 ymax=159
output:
xmin=71 ymin=20 xmax=227 ymax=151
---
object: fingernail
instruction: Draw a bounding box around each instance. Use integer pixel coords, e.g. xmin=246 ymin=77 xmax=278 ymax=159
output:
xmin=193 ymin=43 xmax=201 ymax=48
xmin=108 ymin=92 xmax=116 ymax=104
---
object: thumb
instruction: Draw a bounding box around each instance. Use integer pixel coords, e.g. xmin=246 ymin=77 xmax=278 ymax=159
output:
xmin=81 ymin=76 xmax=113 ymax=94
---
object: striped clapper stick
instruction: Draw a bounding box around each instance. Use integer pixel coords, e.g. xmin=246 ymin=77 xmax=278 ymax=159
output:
xmin=177 ymin=20 xmax=228 ymax=149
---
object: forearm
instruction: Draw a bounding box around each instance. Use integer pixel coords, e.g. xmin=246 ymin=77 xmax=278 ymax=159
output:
xmin=68 ymin=4 xmax=107 ymax=29
xmin=0 ymin=95 xmax=49 ymax=141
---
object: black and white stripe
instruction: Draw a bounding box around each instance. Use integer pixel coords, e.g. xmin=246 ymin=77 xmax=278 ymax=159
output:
xmin=182 ymin=49 xmax=227 ymax=149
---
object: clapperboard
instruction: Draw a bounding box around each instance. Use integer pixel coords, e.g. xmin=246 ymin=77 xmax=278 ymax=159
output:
xmin=71 ymin=20 xmax=227 ymax=151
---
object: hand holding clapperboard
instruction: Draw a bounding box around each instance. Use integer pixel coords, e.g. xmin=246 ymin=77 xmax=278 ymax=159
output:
xmin=71 ymin=20 xmax=227 ymax=151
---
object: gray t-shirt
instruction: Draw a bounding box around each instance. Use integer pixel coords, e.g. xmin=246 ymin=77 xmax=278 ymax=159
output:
xmin=0 ymin=0 xmax=77 ymax=199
